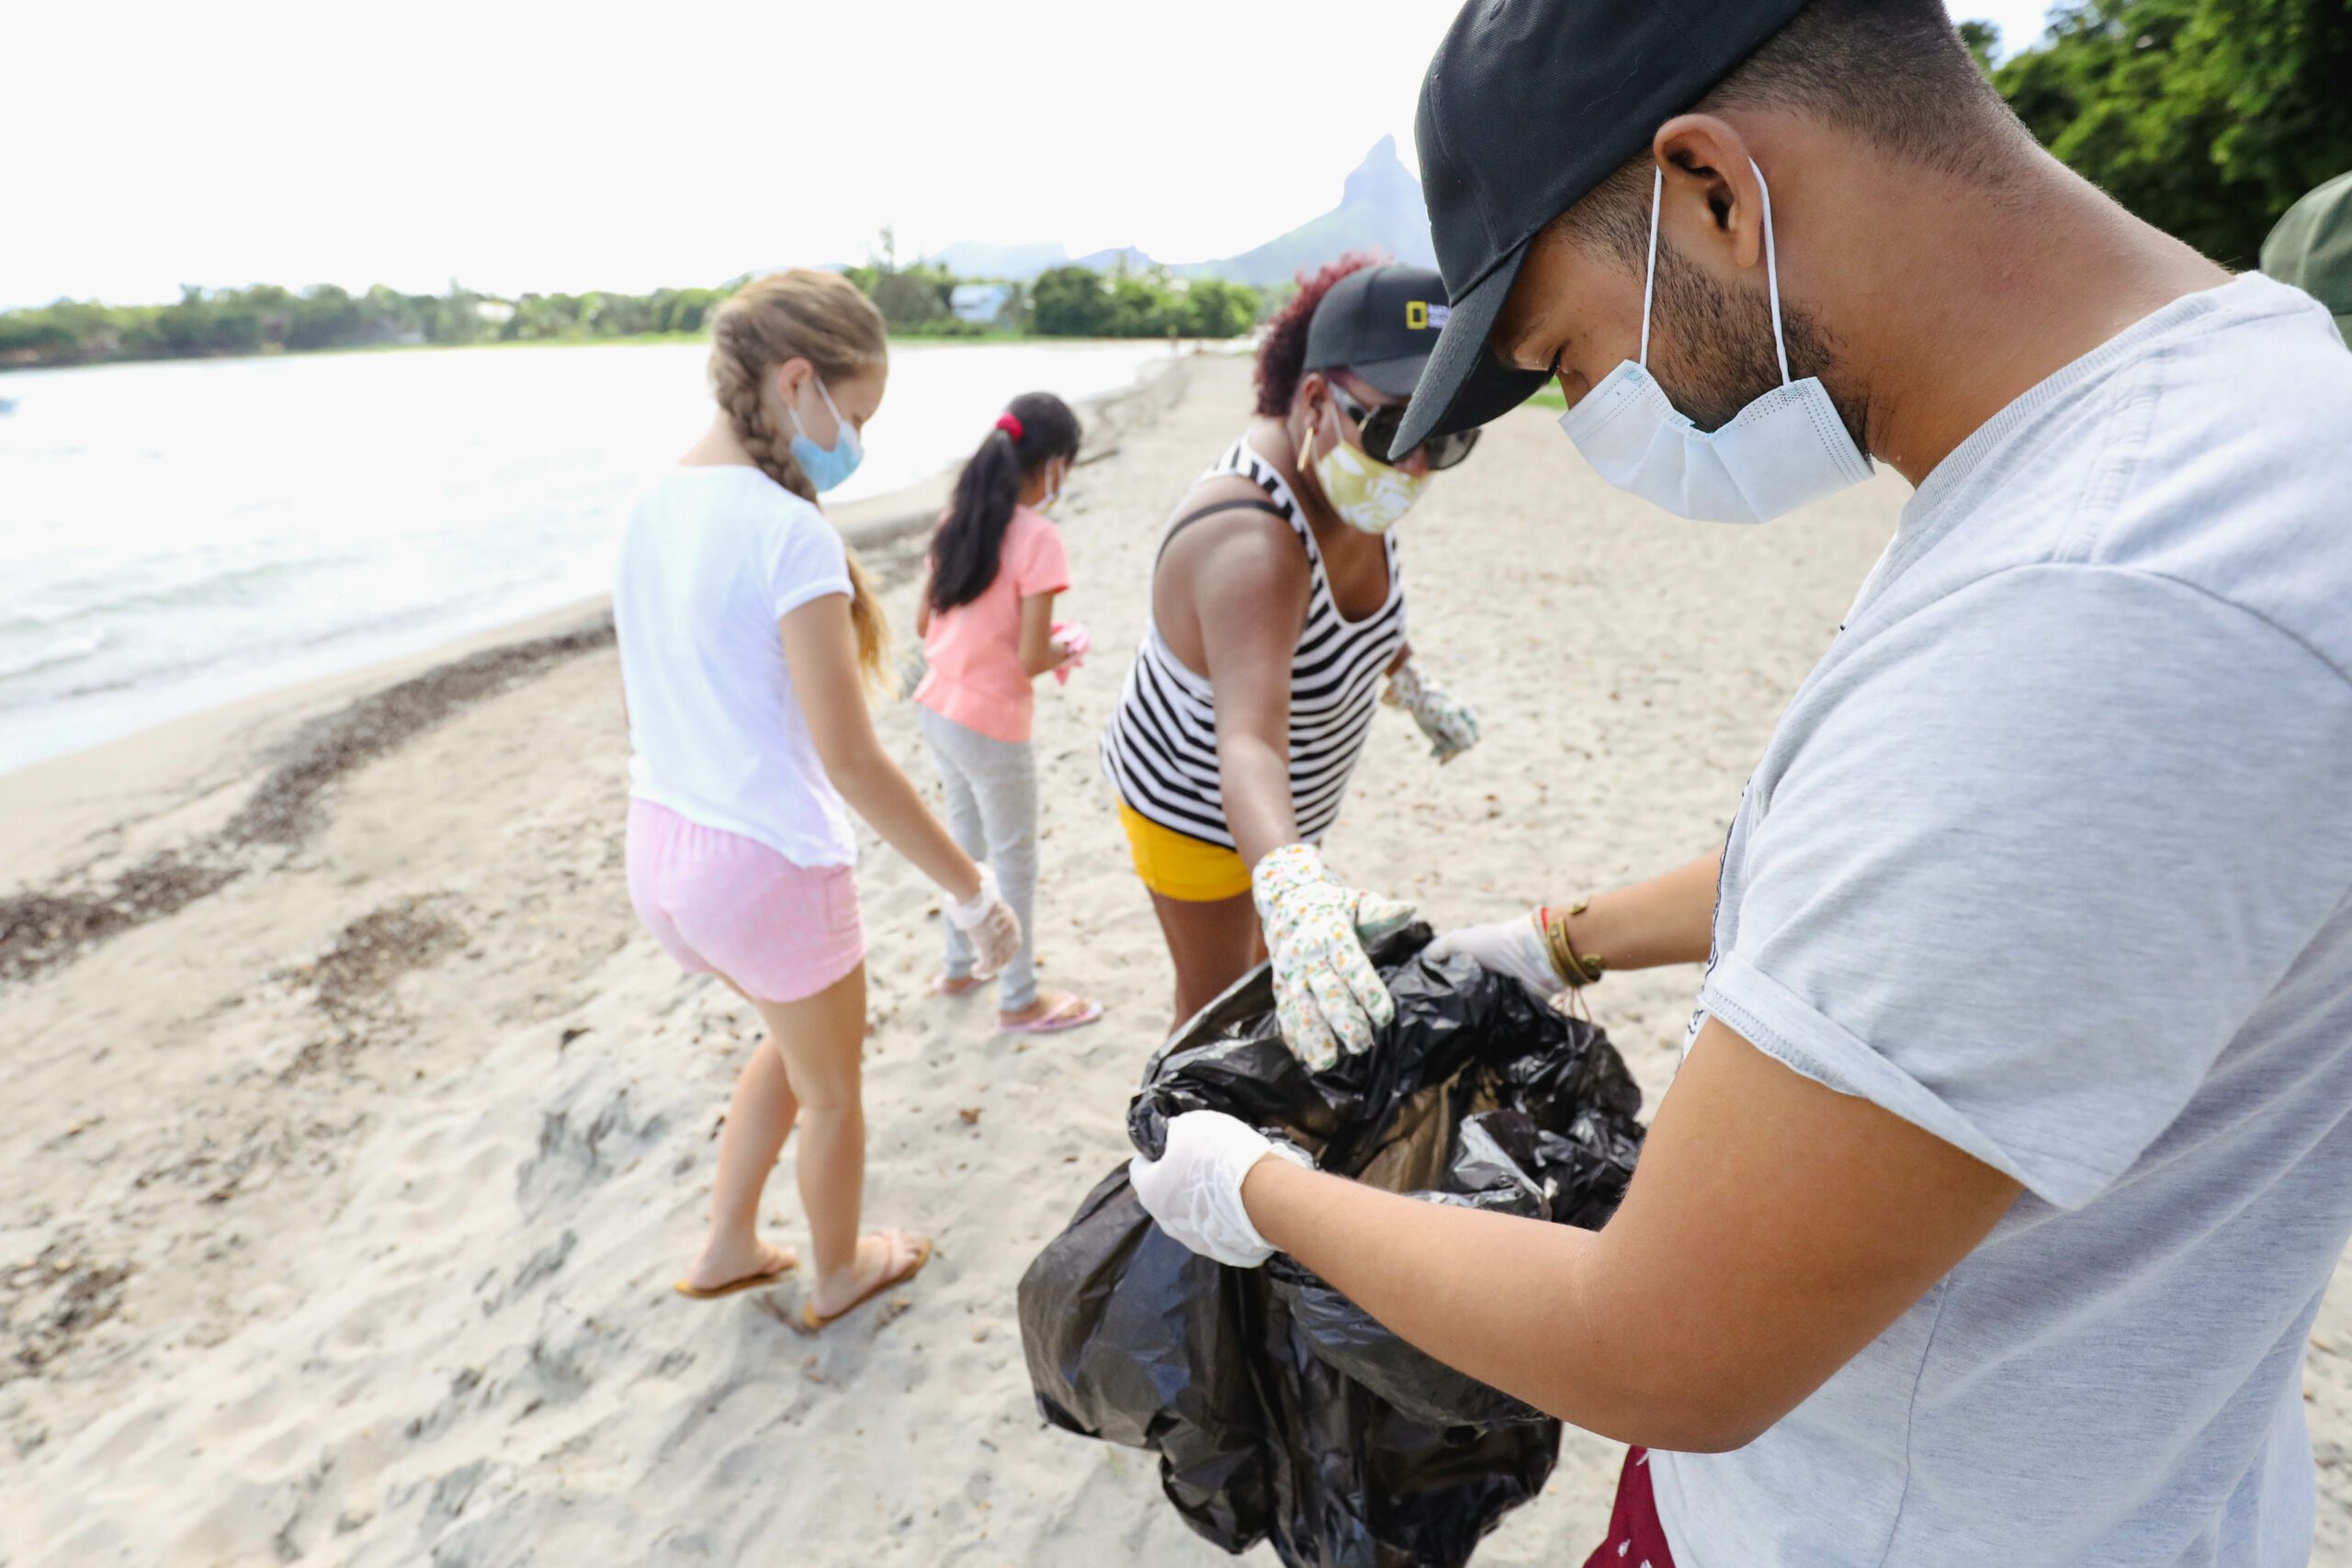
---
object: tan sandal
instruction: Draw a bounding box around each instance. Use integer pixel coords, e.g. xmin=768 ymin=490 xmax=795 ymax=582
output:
xmin=673 ymin=1247 xmax=797 ymax=1301
xmin=795 ymin=1232 xmax=933 ymax=1333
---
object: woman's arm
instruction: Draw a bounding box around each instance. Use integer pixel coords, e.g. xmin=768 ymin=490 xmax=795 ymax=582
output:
xmin=1564 ymin=849 xmax=1723 ymax=971
xmin=914 ymin=562 xmax=934 ymax=637
xmin=779 ymin=594 xmax=980 ymax=902
xmin=1426 ymin=849 xmax=1723 ymax=994
xmin=1188 ymin=525 xmax=1314 ymax=867
xmin=1017 ymin=592 xmax=1066 ymax=678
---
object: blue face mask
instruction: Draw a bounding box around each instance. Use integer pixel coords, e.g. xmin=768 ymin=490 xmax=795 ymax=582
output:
xmin=786 ymin=375 xmax=864 ymax=492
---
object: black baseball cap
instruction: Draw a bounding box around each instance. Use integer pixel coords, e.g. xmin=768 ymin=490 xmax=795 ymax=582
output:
xmin=1396 ymin=0 xmax=1813 ymax=452
xmin=1303 ymin=263 xmax=1452 ymax=399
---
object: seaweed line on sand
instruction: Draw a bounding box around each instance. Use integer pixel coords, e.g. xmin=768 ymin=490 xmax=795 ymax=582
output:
xmin=275 ymin=894 xmax=471 ymax=1078
xmin=0 ymin=619 xmax=614 ymax=987
xmin=0 ymin=355 xmax=1187 ymax=990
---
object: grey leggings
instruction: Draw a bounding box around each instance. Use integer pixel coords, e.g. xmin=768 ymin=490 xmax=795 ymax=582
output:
xmin=919 ymin=705 xmax=1040 ymax=1010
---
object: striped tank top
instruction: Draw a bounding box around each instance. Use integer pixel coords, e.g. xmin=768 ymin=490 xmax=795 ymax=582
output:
xmin=1102 ymin=435 xmax=1407 ymax=851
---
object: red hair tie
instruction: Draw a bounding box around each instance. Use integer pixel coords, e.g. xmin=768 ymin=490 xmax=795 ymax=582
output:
xmin=995 ymin=412 xmax=1024 ymax=441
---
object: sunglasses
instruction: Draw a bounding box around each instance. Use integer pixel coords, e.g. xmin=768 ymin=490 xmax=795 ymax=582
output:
xmin=1328 ymin=381 xmax=1481 ymax=471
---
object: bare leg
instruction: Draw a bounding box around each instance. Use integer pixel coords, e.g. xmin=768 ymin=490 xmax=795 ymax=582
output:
xmin=682 ymin=1032 xmax=802 ymax=1290
xmin=1148 ymin=887 xmax=1263 ymax=1036
xmin=744 ymin=964 xmax=923 ymax=1316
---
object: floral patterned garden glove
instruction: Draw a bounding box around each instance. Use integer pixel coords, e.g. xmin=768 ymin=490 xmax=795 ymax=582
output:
xmin=1384 ymin=659 xmax=1481 ymax=763
xmin=1250 ymin=843 xmax=1419 ymax=1070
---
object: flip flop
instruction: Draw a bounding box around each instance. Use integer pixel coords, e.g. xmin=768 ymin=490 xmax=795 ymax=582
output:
xmin=1000 ymin=994 xmax=1104 ymax=1035
xmin=673 ymin=1249 xmax=797 ymax=1301
xmin=796 ymin=1232 xmax=933 ymax=1334
xmin=930 ymin=974 xmax=984 ymax=998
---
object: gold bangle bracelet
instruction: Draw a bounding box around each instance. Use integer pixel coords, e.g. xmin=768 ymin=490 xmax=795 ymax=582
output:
xmin=1540 ymin=900 xmax=1607 ymax=987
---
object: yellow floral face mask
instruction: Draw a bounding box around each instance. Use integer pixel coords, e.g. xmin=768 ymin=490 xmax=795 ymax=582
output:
xmin=1309 ymin=401 xmax=1429 ymax=535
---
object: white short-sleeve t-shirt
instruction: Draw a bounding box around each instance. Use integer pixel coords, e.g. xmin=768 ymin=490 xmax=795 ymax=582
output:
xmin=613 ymin=466 xmax=856 ymax=867
xmin=1655 ymin=276 xmax=2352 ymax=1566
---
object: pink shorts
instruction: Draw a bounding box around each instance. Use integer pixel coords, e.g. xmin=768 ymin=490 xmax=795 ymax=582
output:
xmin=625 ymin=799 xmax=865 ymax=1004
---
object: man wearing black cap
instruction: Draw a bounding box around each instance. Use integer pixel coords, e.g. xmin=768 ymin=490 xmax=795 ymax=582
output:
xmin=1128 ymin=1 xmax=2352 ymax=1563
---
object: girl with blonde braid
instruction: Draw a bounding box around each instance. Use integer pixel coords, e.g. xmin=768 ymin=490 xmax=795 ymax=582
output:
xmin=616 ymin=269 xmax=1019 ymax=1330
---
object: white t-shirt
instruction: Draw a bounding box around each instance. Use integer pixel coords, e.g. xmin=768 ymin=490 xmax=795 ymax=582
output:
xmin=1656 ymin=276 xmax=2352 ymax=1565
xmin=613 ymin=466 xmax=857 ymax=867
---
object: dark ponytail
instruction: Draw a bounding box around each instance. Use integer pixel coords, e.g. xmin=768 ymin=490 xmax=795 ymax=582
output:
xmin=929 ymin=389 xmax=1083 ymax=615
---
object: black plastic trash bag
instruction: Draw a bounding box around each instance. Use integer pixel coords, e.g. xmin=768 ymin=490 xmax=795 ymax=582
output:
xmin=1018 ymin=925 xmax=1645 ymax=1568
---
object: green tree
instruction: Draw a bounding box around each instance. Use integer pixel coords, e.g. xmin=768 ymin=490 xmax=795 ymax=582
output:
xmin=285 ymin=284 xmax=363 ymax=350
xmin=1179 ymin=277 xmax=1262 ymax=338
xmin=1992 ymin=0 xmax=2352 ymax=265
xmin=1106 ymin=274 xmax=1167 ymax=335
xmin=0 ymin=308 xmax=79 ymax=360
xmin=1957 ymin=18 xmax=2001 ymax=71
xmin=1029 ymin=265 xmax=1115 ymax=335
xmin=869 ymin=268 xmax=949 ymax=328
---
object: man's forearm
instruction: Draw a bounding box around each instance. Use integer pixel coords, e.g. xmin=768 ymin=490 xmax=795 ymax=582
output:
xmin=1563 ymin=849 xmax=1722 ymax=973
xmin=1238 ymin=1156 xmax=1727 ymax=1450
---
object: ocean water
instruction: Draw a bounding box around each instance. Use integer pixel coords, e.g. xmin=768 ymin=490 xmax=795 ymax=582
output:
xmin=0 ymin=339 xmax=1172 ymax=774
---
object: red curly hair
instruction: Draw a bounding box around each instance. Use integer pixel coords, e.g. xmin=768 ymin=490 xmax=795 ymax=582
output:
xmin=1252 ymin=250 xmax=1388 ymax=417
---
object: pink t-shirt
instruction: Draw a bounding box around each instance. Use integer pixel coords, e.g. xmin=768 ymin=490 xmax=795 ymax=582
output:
xmin=914 ymin=505 xmax=1070 ymax=743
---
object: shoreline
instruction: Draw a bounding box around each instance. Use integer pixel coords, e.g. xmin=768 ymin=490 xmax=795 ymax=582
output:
xmin=0 ymin=331 xmax=1231 ymax=377
xmin=0 ymin=351 xmax=1194 ymax=829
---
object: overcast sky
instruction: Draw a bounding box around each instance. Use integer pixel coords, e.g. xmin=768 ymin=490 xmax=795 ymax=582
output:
xmin=5 ymin=0 xmax=2057 ymax=310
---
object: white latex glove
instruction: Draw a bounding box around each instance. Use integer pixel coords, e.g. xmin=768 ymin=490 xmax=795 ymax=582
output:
xmin=944 ymin=863 xmax=1022 ymax=979
xmin=1251 ymin=843 xmax=1418 ymax=1071
xmin=1128 ymin=1110 xmax=1314 ymax=1268
xmin=1384 ymin=660 xmax=1481 ymax=763
xmin=1424 ymin=910 xmax=1565 ymax=996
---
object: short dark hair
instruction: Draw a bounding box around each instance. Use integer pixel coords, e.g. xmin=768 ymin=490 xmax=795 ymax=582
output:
xmin=1708 ymin=0 xmax=2011 ymax=171
xmin=1557 ymin=0 xmax=2015 ymax=263
xmin=1254 ymin=252 xmax=1385 ymax=416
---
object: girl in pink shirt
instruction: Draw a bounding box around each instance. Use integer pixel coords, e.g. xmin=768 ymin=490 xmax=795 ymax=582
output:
xmin=914 ymin=392 xmax=1102 ymax=1032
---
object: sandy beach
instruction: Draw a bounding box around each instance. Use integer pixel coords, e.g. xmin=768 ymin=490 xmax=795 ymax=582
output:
xmin=4 ymin=353 xmax=2346 ymax=1566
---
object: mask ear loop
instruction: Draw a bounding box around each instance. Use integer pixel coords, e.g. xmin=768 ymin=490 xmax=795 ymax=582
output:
xmin=1639 ymin=166 xmax=1662 ymax=368
xmin=812 ymin=375 xmax=855 ymax=453
xmin=1750 ymin=159 xmax=1792 ymax=387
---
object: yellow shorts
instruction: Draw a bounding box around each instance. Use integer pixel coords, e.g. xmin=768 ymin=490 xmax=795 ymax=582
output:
xmin=1118 ymin=803 xmax=1253 ymax=903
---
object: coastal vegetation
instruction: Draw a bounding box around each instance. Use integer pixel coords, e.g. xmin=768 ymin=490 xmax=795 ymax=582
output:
xmin=1984 ymin=0 xmax=2350 ymax=267
xmin=0 ymin=243 xmax=1265 ymax=373
xmin=6 ymin=0 xmax=2341 ymax=372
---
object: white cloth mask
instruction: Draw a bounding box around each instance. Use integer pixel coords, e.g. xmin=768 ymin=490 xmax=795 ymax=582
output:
xmin=1556 ymin=161 xmax=1871 ymax=524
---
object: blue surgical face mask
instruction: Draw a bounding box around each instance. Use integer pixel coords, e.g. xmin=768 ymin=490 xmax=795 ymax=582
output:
xmin=1555 ymin=161 xmax=1871 ymax=525
xmin=786 ymin=375 xmax=864 ymax=492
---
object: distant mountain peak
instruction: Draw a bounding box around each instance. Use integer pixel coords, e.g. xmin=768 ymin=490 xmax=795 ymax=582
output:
xmin=1340 ymin=134 xmax=1419 ymax=211
xmin=1184 ymin=137 xmax=1439 ymax=288
xmin=929 ymin=137 xmax=1437 ymax=291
